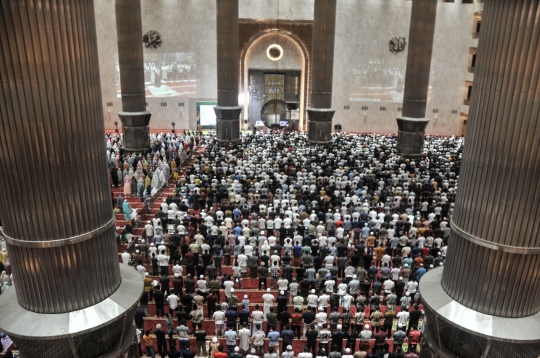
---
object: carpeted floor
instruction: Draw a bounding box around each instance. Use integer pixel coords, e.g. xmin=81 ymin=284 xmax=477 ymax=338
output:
xmin=114 ymin=144 xmax=421 ymax=357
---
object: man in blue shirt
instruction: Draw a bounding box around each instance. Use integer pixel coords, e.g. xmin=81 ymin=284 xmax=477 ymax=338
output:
xmin=267 ymin=326 xmax=281 ymax=355
xmin=280 ymin=324 xmax=295 ymax=353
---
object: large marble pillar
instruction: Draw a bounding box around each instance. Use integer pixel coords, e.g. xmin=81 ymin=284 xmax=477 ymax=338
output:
xmin=214 ymin=0 xmax=242 ymax=144
xmin=307 ymin=0 xmax=336 ymax=144
xmin=396 ymin=0 xmax=437 ymax=159
xmin=116 ymin=0 xmax=152 ymax=151
xmin=0 ymin=1 xmax=142 ymax=357
xmin=420 ymin=1 xmax=540 ymax=357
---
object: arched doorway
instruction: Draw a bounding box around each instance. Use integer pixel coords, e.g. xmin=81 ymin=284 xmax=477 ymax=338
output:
xmin=241 ymin=30 xmax=308 ymax=130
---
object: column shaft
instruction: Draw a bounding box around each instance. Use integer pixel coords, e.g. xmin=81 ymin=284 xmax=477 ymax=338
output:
xmin=307 ymin=0 xmax=336 ymax=144
xmin=216 ymin=0 xmax=239 ymax=107
xmin=311 ymin=0 xmax=336 ymax=109
xmin=401 ymin=0 xmax=438 ymax=119
xmin=396 ymin=0 xmax=438 ymax=158
xmin=441 ymin=0 xmax=540 ymax=318
xmin=115 ymin=0 xmax=151 ymax=151
xmin=0 ymin=0 xmax=121 ymax=314
xmin=215 ymin=0 xmax=241 ymax=143
xmin=116 ymin=0 xmax=146 ymax=113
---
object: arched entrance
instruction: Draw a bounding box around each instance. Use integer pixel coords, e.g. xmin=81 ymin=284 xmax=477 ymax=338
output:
xmin=240 ymin=30 xmax=309 ymax=130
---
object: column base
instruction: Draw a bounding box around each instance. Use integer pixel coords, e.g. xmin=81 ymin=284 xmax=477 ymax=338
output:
xmin=306 ymin=108 xmax=335 ymax=144
xmin=118 ymin=111 xmax=152 ymax=152
xmin=0 ymin=265 xmax=143 ymax=358
xmin=396 ymin=116 xmax=430 ymax=159
xmin=420 ymin=268 xmax=540 ymax=358
xmin=214 ymin=106 xmax=242 ymax=144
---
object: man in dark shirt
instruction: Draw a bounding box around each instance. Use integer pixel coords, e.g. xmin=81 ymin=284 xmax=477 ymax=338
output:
xmin=135 ymin=306 xmax=146 ymax=329
xmin=332 ymin=324 xmax=346 ymax=352
xmin=360 ymin=279 xmax=371 ymax=297
xmin=207 ymin=291 xmax=217 ymax=316
xmin=277 ymin=291 xmax=288 ymax=313
xmin=261 ymin=252 xmax=270 ymax=267
xmin=314 ymin=255 xmax=324 ymax=271
xmin=182 ymin=344 xmax=196 ymax=358
xmin=280 ymin=324 xmax=295 ymax=352
xmin=196 ymin=263 xmax=206 ymax=278
xmin=184 ymin=274 xmax=195 ymax=294
xmin=306 ymin=324 xmax=319 ymax=355
xmin=266 ymin=307 xmax=278 ymax=335
xmin=249 ymin=254 xmax=259 ymax=278
xmin=225 ymin=308 xmax=238 ymax=328
xmin=176 ymin=306 xmax=190 ymax=324
xmin=278 ymin=307 xmax=291 ymax=332
xmin=173 ymin=274 xmax=183 ymax=298
xmin=302 ymin=307 xmax=316 ymax=337
xmin=258 ymin=262 xmax=268 ymax=290
xmin=296 ymin=265 xmax=306 ymax=279
xmin=153 ymin=286 xmax=165 ymax=316
xmin=373 ymin=278 xmax=383 ymax=295
xmin=300 ymin=276 xmax=312 ymax=300
xmin=395 ymin=278 xmax=406 ymax=302
xmin=373 ymin=327 xmax=387 ymax=353
xmin=238 ymin=305 xmax=250 ymax=326
xmin=363 ymin=253 xmax=373 ymax=271
xmin=330 ymin=290 xmax=340 ymax=311
xmin=160 ymin=274 xmax=171 ymax=296
xmin=155 ymin=324 xmax=167 ymax=357
xmin=407 ymin=305 xmax=424 ymax=335
xmin=181 ymin=292 xmax=193 ymax=312
xmin=194 ymin=328 xmax=207 ymax=356
xmin=283 ymin=264 xmax=294 ymax=282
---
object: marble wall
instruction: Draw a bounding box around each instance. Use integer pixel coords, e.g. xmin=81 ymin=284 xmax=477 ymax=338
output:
xmin=332 ymin=0 xmax=473 ymax=136
xmin=95 ymin=0 xmax=474 ymax=135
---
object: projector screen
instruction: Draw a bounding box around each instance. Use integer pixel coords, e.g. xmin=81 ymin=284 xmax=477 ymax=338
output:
xmin=200 ymin=105 xmax=217 ymax=126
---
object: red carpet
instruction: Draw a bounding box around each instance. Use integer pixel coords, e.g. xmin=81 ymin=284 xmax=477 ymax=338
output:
xmin=116 ymin=143 xmax=419 ymax=356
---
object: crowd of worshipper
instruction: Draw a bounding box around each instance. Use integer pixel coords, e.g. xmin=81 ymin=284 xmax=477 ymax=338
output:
xmin=108 ymin=131 xmax=202 ymax=231
xmin=121 ymin=131 xmax=463 ymax=358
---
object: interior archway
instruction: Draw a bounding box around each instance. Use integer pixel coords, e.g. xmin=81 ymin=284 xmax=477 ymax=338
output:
xmin=241 ymin=30 xmax=308 ymax=130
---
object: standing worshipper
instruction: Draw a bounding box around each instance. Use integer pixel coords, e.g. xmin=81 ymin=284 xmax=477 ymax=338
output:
xmin=123 ymin=174 xmax=132 ymax=197
xmin=122 ymin=200 xmax=132 ymax=220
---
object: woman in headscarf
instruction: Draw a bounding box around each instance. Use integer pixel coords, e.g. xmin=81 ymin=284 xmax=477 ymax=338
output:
xmin=151 ymin=169 xmax=160 ymax=188
xmin=117 ymin=194 xmax=124 ymax=213
xmin=123 ymin=200 xmax=132 ymax=220
xmin=138 ymin=178 xmax=145 ymax=200
xmin=159 ymin=169 xmax=167 ymax=188
xmin=123 ymin=175 xmax=132 ymax=197
xmin=110 ymin=167 xmax=119 ymax=188
xmin=131 ymin=177 xmax=137 ymax=197
xmin=117 ymin=166 xmax=123 ymax=186
xmin=145 ymin=172 xmax=152 ymax=188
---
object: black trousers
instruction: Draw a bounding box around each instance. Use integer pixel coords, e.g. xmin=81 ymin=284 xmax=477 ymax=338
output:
xmin=291 ymin=325 xmax=302 ymax=340
xmin=259 ymin=278 xmax=267 ymax=290
xmin=157 ymin=340 xmax=167 ymax=356
xmin=156 ymin=303 xmax=165 ymax=316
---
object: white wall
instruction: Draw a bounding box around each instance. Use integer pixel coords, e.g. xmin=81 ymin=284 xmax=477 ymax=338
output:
xmin=95 ymin=0 xmax=217 ymax=130
xmin=332 ymin=0 xmax=473 ymax=136
xmin=95 ymin=0 xmax=473 ymax=135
